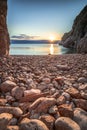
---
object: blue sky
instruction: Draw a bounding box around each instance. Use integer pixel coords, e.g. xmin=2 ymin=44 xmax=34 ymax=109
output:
xmin=7 ymin=0 xmax=87 ymax=40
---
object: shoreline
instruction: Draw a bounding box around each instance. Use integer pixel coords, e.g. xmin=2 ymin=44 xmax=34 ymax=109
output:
xmin=0 ymin=54 xmax=87 ymax=130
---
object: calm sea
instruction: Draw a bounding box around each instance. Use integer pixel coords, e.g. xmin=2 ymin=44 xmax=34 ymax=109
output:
xmin=10 ymin=41 xmax=75 ymax=55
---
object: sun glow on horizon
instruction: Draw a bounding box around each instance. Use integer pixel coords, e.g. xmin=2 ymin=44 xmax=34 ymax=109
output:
xmin=49 ymin=35 xmax=55 ymax=42
xmin=48 ymin=33 xmax=62 ymax=41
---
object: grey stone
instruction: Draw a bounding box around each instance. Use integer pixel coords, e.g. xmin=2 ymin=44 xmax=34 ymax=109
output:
xmin=55 ymin=117 xmax=81 ymax=130
xmin=73 ymin=108 xmax=87 ymax=130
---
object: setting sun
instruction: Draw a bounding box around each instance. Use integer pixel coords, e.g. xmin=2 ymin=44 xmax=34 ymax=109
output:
xmin=49 ymin=35 xmax=55 ymax=42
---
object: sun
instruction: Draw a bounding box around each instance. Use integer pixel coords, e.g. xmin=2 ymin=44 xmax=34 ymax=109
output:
xmin=49 ymin=35 xmax=55 ymax=42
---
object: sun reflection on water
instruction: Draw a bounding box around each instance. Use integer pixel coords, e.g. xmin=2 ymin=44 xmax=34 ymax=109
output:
xmin=50 ymin=44 xmax=54 ymax=55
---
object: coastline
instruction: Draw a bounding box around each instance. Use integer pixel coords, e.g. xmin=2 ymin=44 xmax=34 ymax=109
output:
xmin=0 ymin=54 xmax=87 ymax=130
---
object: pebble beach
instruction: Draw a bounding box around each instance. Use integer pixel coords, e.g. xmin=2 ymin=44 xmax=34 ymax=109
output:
xmin=0 ymin=54 xmax=87 ymax=130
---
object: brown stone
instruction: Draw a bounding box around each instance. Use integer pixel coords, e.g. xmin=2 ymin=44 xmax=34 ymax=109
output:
xmin=6 ymin=95 xmax=15 ymax=103
xmin=42 ymin=78 xmax=51 ymax=84
xmin=57 ymin=95 xmax=66 ymax=105
xmin=19 ymin=102 xmax=30 ymax=113
xmin=7 ymin=126 xmax=19 ymax=130
xmin=19 ymin=118 xmax=49 ymax=130
xmin=0 ymin=0 xmax=10 ymax=55
xmin=80 ymin=91 xmax=87 ymax=100
xmin=0 ymin=106 xmax=23 ymax=117
xmin=40 ymin=114 xmax=55 ymax=130
xmin=49 ymin=105 xmax=58 ymax=115
xmin=11 ymin=86 xmax=24 ymax=100
xmin=24 ymin=89 xmax=41 ymax=97
xmin=56 ymin=65 xmax=70 ymax=71
xmin=66 ymin=87 xmax=81 ymax=98
xmin=0 ymin=80 xmax=16 ymax=92
xmin=20 ymin=92 xmax=49 ymax=103
xmin=55 ymin=117 xmax=81 ymax=130
xmin=0 ymin=98 xmax=7 ymax=106
xmin=73 ymin=99 xmax=87 ymax=111
xmin=79 ymin=84 xmax=87 ymax=91
xmin=58 ymin=104 xmax=74 ymax=118
xmin=0 ymin=113 xmax=13 ymax=130
xmin=29 ymin=97 xmax=56 ymax=113
xmin=55 ymin=76 xmax=64 ymax=86
xmin=73 ymin=108 xmax=87 ymax=130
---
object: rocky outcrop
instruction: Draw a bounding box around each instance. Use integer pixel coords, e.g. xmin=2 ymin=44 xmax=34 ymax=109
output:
xmin=0 ymin=0 xmax=10 ymax=55
xmin=61 ymin=5 xmax=87 ymax=53
xmin=77 ymin=34 xmax=87 ymax=53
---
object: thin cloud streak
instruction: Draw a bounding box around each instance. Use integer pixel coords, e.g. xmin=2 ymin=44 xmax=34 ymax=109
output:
xmin=11 ymin=34 xmax=40 ymax=40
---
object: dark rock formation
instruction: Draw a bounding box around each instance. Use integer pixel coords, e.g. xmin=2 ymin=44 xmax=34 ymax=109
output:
xmin=0 ymin=0 xmax=10 ymax=55
xmin=77 ymin=33 xmax=87 ymax=53
xmin=61 ymin=5 xmax=87 ymax=53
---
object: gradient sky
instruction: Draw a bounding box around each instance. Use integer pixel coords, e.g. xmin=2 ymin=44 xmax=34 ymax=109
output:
xmin=7 ymin=0 xmax=87 ymax=40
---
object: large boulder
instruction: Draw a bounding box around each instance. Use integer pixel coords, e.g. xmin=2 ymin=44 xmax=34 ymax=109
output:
xmin=29 ymin=97 xmax=56 ymax=113
xmin=73 ymin=108 xmax=87 ymax=130
xmin=19 ymin=118 xmax=49 ymax=130
xmin=0 ymin=0 xmax=10 ymax=55
xmin=55 ymin=117 xmax=81 ymax=130
xmin=0 ymin=80 xmax=17 ymax=92
xmin=0 ymin=106 xmax=23 ymax=117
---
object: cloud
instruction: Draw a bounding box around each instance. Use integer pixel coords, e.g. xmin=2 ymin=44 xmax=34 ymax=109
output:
xmin=11 ymin=34 xmax=40 ymax=40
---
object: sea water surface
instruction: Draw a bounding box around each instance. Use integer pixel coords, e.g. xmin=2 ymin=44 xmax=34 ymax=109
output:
xmin=10 ymin=41 xmax=75 ymax=55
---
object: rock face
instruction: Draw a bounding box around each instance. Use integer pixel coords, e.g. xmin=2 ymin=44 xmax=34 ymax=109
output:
xmin=77 ymin=34 xmax=87 ymax=53
xmin=61 ymin=5 xmax=87 ymax=53
xmin=0 ymin=0 xmax=10 ymax=55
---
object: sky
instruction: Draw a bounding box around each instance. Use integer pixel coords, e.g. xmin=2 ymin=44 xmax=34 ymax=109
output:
xmin=7 ymin=0 xmax=87 ymax=40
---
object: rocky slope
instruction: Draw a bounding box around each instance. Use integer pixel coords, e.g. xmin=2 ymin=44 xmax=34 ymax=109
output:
xmin=0 ymin=0 xmax=10 ymax=55
xmin=0 ymin=55 xmax=87 ymax=130
xmin=61 ymin=5 xmax=87 ymax=53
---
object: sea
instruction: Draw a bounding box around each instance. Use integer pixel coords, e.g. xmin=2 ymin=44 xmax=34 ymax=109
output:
xmin=10 ymin=40 xmax=75 ymax=55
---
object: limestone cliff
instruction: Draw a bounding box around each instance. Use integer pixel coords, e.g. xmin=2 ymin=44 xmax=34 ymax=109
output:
xmin=62 ymin=5 xmax=87 ymax=53
xmin=0 ymin=0 xmax=10 ymax=55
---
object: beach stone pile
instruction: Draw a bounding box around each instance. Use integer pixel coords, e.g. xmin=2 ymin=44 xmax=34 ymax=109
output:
xmin=0 ymin=54 xmax=87 ymax=130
